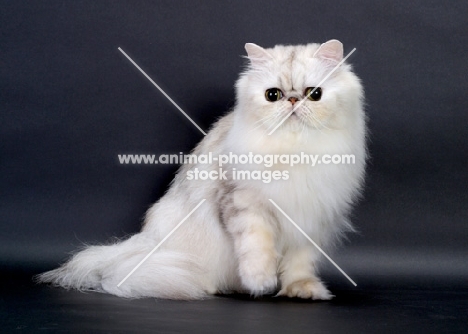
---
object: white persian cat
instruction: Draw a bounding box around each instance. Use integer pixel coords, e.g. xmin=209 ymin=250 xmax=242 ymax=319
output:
xmin=37 ymin=40 xmax=366 ymax=300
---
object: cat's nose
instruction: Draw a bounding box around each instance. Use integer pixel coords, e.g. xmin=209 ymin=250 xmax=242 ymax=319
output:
xmin=288 ymin=97 xmax=298 ymax=105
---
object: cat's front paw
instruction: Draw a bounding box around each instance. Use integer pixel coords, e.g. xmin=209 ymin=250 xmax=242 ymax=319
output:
xmin=277 ymin=278 xmax=334 ymax=300
xmin=242 ymin=272 xmax=277 ymax=296
xmin=239 ymin=259 xmax=277 ymax=296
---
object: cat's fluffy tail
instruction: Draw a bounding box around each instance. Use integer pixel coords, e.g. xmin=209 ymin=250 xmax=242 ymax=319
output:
xmin=35 ymin=234 xmax=215 ymax=300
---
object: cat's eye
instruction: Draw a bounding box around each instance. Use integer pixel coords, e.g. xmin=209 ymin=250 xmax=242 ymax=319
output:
xmin=265 ymin=88 xmax=283 ymax=102
xmin=305 ymin=87 xmax=322 ymax=101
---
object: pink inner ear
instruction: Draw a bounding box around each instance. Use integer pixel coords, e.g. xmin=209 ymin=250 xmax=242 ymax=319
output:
xmin=245 ymin=43 xmax=273 ymax=65
xmin=314 ymin=40 xmax=343 ymax=63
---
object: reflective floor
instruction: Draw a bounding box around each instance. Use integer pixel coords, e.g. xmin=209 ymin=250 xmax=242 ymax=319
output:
xmin=2 ymin=269 xmax=467 ymax=333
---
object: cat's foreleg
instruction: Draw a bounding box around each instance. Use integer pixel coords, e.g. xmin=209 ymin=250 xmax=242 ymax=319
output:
xmin=277 ymin=246 xmax=333 ymax=300
xmin=223 ymin=198 xmax=278 ymax=296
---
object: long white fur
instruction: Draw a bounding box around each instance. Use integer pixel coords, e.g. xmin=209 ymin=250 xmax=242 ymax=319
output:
xmin=37 ymin=40 xmax=366 ymax=300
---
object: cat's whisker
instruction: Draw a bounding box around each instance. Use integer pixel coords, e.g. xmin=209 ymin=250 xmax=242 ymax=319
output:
xmin=299 ymin=117 xmax=307 ymax=141
xmin=263 ymin=105 xmax=284 ymax=129
xmin=248 ymin=108 xmax=284 ymax=145
xmin=304 ymin=113 xmax=325 ymax=133
xmin=251 ymin=105 xmax=287 ymax=145
xmin=251 ymin=111 xmax=281 ymax=128
xmin=302 ymin=116 xmax=311 ymax=143
xmin=303 ymin=105 xmax=331 ymax=131
xmin=249 ymin=118 xmax=276 ymax=135
xmin=248 ymin=111 xmax=282 ymax=134
xmin=254 ymin=111 xmax=285 ymax=144
xmin=266 ymin=104 xmax=292 ymax=134
xmin=300 ymin=111 xmax=320 ymax=134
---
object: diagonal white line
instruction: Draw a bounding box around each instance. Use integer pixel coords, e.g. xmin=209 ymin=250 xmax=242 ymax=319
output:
xmin=269 ymin=199 xmax=357 ymax=286
xmin=118 ymin=47 xmax=207 ymax=136
xmin=268 ymin=48 xmax=357 ymax=136
xmin=117 ymin=199 xmax=206 ymax=287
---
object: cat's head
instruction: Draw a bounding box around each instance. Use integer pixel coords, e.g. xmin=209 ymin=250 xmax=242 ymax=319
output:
xmin=235 ymin=40 xmax=363 ymax=140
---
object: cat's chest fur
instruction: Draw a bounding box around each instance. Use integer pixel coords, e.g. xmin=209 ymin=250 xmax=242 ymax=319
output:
xmin=209 ymin=116 xmax=361 ymax=246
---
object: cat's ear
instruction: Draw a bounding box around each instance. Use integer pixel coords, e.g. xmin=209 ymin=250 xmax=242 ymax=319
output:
xmin=313 ymin=39 xmax=343 ymax=63
xmin=245 ymin=43 xmax=273 ymax=65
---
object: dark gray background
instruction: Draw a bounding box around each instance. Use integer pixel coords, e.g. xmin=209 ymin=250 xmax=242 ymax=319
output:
xmin=1 ymin=2 xmax=467 ymax=331
xmin=0 ymin=0 xmax=468 ymax=334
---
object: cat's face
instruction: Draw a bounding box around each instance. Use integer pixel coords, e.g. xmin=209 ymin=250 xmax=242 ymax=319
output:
xmin=235 ymin=40 xmax=363 ymax=137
